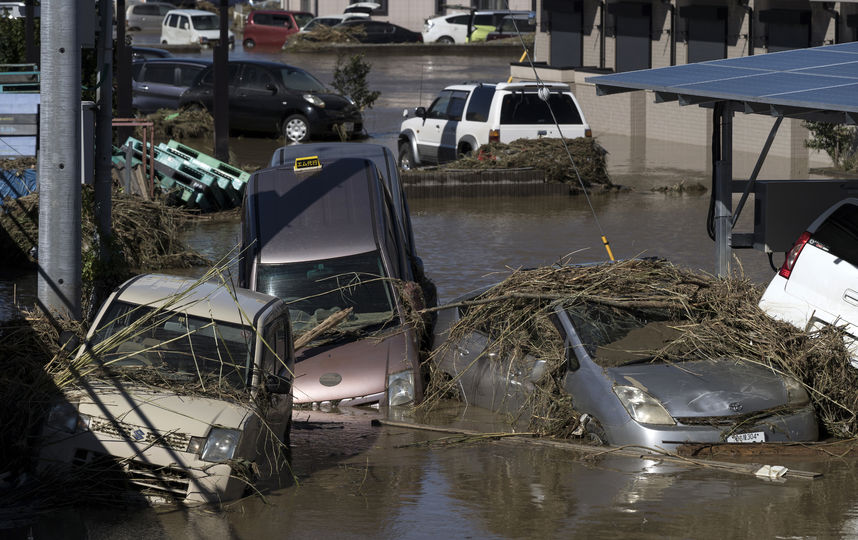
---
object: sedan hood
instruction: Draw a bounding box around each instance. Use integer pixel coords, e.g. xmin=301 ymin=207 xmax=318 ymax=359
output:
xmin=72 ymin=384 xmax=252 ymax=439
xmin=317 ymin=92 xmax=359 ymax=112
xmin=293 ymin=331 xmax=412 ymax=404
xmin=607 ymin=360 xmax=789 ymax=418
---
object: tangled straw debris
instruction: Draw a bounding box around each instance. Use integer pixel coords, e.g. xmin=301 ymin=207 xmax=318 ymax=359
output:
xmin=423 ymin=259 xmax=858 ymax=439
xmin=438 ymin=138 xmax=613 ymax=191
xmin=138 ymin=108 xmax=215 ymax=144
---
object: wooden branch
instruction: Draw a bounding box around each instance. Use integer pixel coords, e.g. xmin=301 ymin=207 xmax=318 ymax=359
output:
xmin=293 ymin=307 xmax=353 ymax=350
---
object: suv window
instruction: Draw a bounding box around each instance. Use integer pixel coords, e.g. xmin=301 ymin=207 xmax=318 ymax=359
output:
xmin=812 ymin=203 xmax=858 ymax=268
xmin=447 ymin=90 xmax=469 ymax=121
xmin=465 ymin=85 xmax=495 ymax=122
xmin=500 ymin=92 xmax=583 ymax=125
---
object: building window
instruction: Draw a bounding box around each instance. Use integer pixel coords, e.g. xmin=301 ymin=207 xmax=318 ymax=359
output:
xmin=301 ymin=0 xmax=311 ymax=12
xmin=473 ymin=0 xmax=505 ymax=9
xmin=351 ymin=0 xmax=387 ymax=16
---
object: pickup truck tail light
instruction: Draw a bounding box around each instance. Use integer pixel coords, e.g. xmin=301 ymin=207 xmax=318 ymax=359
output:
xmin=489 ymin=129 xmax=500 ymax=142
xmin=779 ymin=231 xmax=811 ymax=279
xmin=585 ymin=128 xmax=592 ymax=137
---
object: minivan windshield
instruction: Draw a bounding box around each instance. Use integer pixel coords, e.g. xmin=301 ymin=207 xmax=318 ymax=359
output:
xmin=256 ymin=251 xmax=397 ymax=335
xmin=192 ymin=14 xmax=218 ymax=30
xmin=91 ymin=301 xmax=253 ymax=388
xmin=565 ymin=303 xmax=685 ymax=367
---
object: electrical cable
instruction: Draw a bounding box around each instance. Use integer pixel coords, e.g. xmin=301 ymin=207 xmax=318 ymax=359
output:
xmin=502 ymin=1 xmax=615 ymax=261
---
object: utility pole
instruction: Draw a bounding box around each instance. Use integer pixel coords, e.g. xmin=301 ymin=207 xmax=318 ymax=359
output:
xmin=38 ymin=0 xmax=82 ymax=319
xmin=93 ymin=0 xmax=114 ymax=310
xmin=214 ymin=0 xmax=230 ymax=162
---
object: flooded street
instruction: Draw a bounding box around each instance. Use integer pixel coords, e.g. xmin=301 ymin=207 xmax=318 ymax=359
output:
xmin=7 ymin=46 xmax=856 ymax=538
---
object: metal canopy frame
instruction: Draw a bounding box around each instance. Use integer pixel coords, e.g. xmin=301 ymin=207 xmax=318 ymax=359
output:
xmin=586 ymin=42 xmax=858 ymax=277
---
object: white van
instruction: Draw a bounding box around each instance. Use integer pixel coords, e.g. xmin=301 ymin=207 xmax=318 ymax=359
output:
xmin=161 ymin=9 xmax=234 ymax=49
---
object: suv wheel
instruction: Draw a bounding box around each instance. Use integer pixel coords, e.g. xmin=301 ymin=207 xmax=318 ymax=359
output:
xmin=398 ymin=142 xmax=414 ymax=170
xmin=283 ymin=114 xmax=310 ymax=143
xmin=243 ymin=38 xmax=255 ymax=49
xmin=457 ymin=143 xmax=473 ymax=158
xmin=437 ymin=36 xmax=454 ymax=44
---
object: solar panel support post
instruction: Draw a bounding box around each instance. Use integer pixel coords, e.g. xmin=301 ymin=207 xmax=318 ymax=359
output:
xmin=714 ymin=101 xmax=733 ymax=278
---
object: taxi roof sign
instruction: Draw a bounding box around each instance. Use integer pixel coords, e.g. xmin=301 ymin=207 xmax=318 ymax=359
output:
xmin=294 ymin=155 xmax=321 ymax=172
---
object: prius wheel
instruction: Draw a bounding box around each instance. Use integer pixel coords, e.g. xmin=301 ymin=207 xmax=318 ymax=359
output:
xmin=243 ymin=38 xmax=255 ymax=49
xmin=282 ymin=114 xmax=310 ymax=143
xmin=437 ymin=36 xmax=454 ymax=44
xmin=398 ymin=142 xmax=414 ymax=170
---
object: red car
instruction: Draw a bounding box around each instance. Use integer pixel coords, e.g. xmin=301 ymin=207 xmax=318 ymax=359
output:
xmin=242 ymin=10 xmax=313 ymax=49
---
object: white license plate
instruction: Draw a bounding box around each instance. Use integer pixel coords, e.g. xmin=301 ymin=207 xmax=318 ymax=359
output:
xmin=727 ymin=431 xmax=766 ymax=443
xmin=344 ymin=122 xmax=354 ymax=132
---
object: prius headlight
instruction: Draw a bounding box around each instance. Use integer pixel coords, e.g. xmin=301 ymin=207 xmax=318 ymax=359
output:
xmin=303 ymin=94 xmax=325 ymax=107
xmin=46 ymin=402 xmax=91 ymax=433
xmin=783 ymin=376 xmax=810 ymax=406
xmin=200 ymin=428 xmax=241 ymax=462
xmin=388 ymin=370 xmax=415 ymax=407
xmin=613 ymin=385 xmax=675 ymax=425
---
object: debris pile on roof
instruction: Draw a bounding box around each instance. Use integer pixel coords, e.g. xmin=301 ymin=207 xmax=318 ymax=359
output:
xmin=141 ymin=108 xmax=214 ymax=143
xmin=438 ymin=138 xmax=613 ymax=191
xmin=284 ymin=25 xmax=368 ymax=49
xmin=423 ymin=259 xmax=857 ymax=439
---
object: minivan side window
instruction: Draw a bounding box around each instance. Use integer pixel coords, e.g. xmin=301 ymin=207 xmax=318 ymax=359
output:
xmin=812 ymin=203 xmax=858 ymax=268
xmin=167 ymin=14 xmax=179 ymax=27
xmin=271 ymin=13 xmax=294 ymax=28
xmin=465 ymin=85 xmax=495 ymax=122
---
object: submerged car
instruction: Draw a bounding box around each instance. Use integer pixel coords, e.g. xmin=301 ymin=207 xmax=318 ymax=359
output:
xmin=40 ymin=274 xmax=295 ymax=504
xmin=239 ymin=152 xmax=426 ymax=408
xmin=132 ymin=57 xmax=210 ymax=113
xmin=332 ymin=20 xmax=423 ymax=44
xmin=760 ymin=198 xmax=858 ymax=364
xmin=433 ymin=282 xmax=818 ymax=450
xmin=179 ymin=60 xmax=362 ymax=142
xmin=160 ymin=9 xmax=234 ymax=49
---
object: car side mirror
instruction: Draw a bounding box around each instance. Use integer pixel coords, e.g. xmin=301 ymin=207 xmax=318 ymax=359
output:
xmin=264 ymin=374 xmax=292 ymax=394
xmin=402 ymin=107 xmax=409 ymax=119
xmin=415 ymin=106 xmax=426 ymax=118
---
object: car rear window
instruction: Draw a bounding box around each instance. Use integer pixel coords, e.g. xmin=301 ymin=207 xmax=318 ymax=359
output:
xmin=812 ymin=203 xmax=858 ymax=268
xmin=500 ymin=92 xmax=583 ymax=125
xmin=447 ymin=14 xmax=469 ymax=25
xmin=465 ymin=85 xmax=495 ymax=122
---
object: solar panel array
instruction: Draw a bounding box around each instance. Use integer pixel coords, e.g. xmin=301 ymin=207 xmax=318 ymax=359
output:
xmin=587 ymin=42 xmax=858 ymax=118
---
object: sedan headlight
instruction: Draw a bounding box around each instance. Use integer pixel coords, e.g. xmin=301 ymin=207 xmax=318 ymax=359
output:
xmin=388 ymin=370 xmax=415 ymax=407
xmin=303 ymin=94 xmax=325 ymax=107
xmin=200 ymin=428 xmax=241 ymax=463
xmin=47 ymin=403 xmax=91 ymax=433
xmin=783 ymin=376 xmax=810 ymax=406
xmin=613 ymin=385 xmax=675 ymax=425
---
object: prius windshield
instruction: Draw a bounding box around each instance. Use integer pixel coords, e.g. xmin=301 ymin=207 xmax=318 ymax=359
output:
xmin=256 ymin=251 xmax=396 ymax=334
xmin=91 ymin=301 xmax=253 ymax=388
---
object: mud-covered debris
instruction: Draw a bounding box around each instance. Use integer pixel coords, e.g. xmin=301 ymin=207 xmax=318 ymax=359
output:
xmin=138 ymin=108 xmax=215 ymax=145
xmin=1 ymin=157 xmax=37 ymax=172
xmin=436 ymin=138 xmax=612 ymax=191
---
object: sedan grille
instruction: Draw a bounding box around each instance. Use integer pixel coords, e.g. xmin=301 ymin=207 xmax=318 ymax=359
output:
xmin=88 ymin=416 xmax=192 ymax=452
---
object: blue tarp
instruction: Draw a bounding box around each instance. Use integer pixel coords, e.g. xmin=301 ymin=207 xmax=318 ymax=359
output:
xmin=0 ymin=169 xmax=36 ymax=199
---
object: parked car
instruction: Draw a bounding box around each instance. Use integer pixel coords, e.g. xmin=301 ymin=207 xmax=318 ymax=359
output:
xmin=131 ymin=45 xmax=173 ymax=60
xmin=160 ymin=8 xmax=234 ymax=49
xmin=0 ymin=2 xmax=37 ymax=18
xmin=39 ymin=274 xmax=295 ymax=504
xmin=179 ymin=60 xmax=362 ymax=141
xmin=238 ymin=151 xmax=426 ymax=408
xmin=125 ymin=2 xmax=173 ymax=31
xmin=242 ymin=9 xmax=313 ymax=49
xmin=470 ymin=10 xmax=530 ymax=42
xmin=399 ymin=81 xmax=591 ymax=168
xmin=342 ymin=2 xmax=379 ymax=16
xmin=433 ymin=282 xmax=819 ymax=449
xmin=298 ymin=12 xmax=368 ymax=33
xmin=422 ymin=12 xmax=472 ymax=44
xmin=760 ymin=198 xmax=858 ymax=364
xmin=333 ymin=19 xmax=423 ymax=44
xmin=132 ymin=57 xmax=210 ymax=113
xmin=485 ymin=12 xmax=536 ymax=41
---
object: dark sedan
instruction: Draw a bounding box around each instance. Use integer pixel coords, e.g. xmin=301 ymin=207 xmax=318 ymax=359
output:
xmin=334 ymin=20 xmax=422 ymax=43
xmin=179 ymin=60 xmax=363 ymax=141
xmin=132 ymin=58 xmax=210 ymax=113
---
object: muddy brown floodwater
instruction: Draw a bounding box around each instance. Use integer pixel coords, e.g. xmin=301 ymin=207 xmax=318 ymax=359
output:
xmin=5 ymin=47 xmax=856 ymax=538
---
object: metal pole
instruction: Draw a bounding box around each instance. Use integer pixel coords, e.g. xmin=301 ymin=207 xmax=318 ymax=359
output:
xmin=714 ymin=102 xmax=733 ymax=277
xmin=38 ymin=0 xmax=82 ymax=319
xmin=24 ymin=0 xmax=35 ymax=64
xmin=95 ymin=0 xmax=113 ymax=262
xmin=115 ymin=0 xmax=132 ymax=142
xmin=213 ymin=0 xmax=229 ymax=162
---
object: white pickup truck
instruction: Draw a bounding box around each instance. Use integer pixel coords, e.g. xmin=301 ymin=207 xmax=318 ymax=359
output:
xmin=398 ymin=81 xmax=591 ymax=169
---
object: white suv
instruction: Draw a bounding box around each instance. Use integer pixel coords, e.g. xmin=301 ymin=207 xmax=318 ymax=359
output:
xmin=398 ymin=81 xmax=591 ymax=169
xmin=760 ymin=198 xmax=858 ymax=362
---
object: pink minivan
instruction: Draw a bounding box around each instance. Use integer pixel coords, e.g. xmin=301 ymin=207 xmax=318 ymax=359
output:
xmin=243 ymin=10 xmax=313 ymax=49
